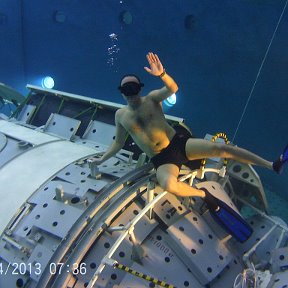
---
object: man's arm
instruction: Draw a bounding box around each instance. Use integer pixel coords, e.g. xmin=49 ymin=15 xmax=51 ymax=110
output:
xmin=94 ymin=110 xmax=128 ymax=165
xmin=144 ymin=52 xmax=178 ymax=103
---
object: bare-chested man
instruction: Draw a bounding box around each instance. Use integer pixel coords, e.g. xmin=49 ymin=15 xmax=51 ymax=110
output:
xmin=94 ymin=52 xmax=287 ymax=200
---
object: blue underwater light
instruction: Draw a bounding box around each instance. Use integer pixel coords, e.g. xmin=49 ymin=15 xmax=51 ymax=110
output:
xmin=42 ymin=76 xmax=55 ymax=89
xmin=164 ymin=93 xmax=177 ymax=107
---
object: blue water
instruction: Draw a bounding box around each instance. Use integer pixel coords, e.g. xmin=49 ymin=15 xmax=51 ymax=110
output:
xmin=266 ymin=187 xmax=288 ymax=223
xmin=0 ymin=0 xmax=287 ymax=219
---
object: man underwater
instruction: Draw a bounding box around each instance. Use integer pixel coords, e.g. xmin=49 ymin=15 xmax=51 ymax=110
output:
xmin=93 ymin=52 xmax=287 ymax=202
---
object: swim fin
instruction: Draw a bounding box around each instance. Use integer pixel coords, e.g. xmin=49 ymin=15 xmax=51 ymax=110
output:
xmin=273 ymin=144 xmax=288 ymax=174
xmin=202 ymin=188 xmax=253 ymax=243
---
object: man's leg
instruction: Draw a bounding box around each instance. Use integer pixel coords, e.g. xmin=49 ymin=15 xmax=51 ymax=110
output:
xmin=156 ymin=163 xmax=205 ymax=197
xmin=185 ymin=138 xmax=273 ymax=170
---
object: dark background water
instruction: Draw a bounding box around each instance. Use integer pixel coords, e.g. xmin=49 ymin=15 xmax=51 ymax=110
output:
xmin=0 ymin=0 xmax=287 ymax=202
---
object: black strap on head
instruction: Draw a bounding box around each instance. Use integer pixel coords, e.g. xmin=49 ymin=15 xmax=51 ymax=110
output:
xmin=118 ymin=74 xmax=144 ymax=96
xmin=119 ymin=74 xmax=144 ymax=88
xmin=119 ymin=74 xmax=143 ymax=86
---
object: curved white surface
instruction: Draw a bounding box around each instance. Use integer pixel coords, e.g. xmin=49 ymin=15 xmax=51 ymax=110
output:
xmin=0 ymin=140 xmax=97 ymax=233
xmin=0 ymin=120 xmax=59 ymax=144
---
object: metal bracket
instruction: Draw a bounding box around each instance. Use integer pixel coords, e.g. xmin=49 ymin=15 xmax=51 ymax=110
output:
xmin=17 ymin=104 xmax=36 ymax=123
xmin=43 ymin=113 xmax=81 ymax=140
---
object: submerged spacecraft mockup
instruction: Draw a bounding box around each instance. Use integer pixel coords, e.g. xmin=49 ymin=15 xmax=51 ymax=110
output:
xmin=0 ymin=85 xmax=287 ymax=288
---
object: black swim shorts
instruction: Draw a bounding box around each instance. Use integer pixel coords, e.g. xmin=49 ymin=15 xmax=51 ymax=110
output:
xmin=150 ymin=133 xmax=190 ymax=170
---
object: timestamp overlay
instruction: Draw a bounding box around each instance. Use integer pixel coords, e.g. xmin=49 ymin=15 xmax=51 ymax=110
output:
xmin=49 ymin=262 xmax=87 ymax=275
xmin=0 ymin=261 xmax=42 ymax=276
xmin=0 ymin=261 xmax=88 ymax=277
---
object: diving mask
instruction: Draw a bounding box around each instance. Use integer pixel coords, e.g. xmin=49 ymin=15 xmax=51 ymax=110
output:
xmin=118 ymin=81 xmax=144 ymax=97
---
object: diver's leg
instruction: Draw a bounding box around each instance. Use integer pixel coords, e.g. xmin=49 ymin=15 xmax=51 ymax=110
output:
xmin=185 ymin=138 xmax=273 ymax=170
xmin=156 ymin=163 xmax=205 ymax=197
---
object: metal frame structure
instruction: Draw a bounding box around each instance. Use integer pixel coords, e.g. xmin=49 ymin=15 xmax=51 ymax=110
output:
xmin=0 ymin=86 xmax=287 ymax=288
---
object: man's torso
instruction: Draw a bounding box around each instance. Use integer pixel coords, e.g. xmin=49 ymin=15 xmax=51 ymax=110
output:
xmin=118 ymin=96 xmax=175 ymax=157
